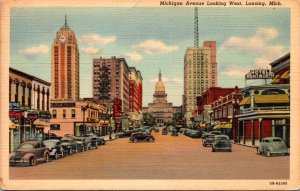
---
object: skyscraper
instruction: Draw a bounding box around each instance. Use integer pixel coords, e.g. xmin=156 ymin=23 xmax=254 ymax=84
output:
xmin=183 ymin=41 xmax=218 ymax=126
xmin=51 ymin=16 xmax=80 ymax=101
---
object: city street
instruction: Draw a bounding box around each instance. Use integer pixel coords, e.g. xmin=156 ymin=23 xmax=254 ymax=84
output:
xmin=9 ymin=130 xmax=289 ymax=180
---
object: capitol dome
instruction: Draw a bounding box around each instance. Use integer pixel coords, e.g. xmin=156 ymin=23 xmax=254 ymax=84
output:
xmin=155 ymin=70 xmax=165 ymax=92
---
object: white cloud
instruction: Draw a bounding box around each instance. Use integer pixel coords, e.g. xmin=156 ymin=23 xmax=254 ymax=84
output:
xmin=122 ymin=51 xmax=142 ymax=62
xmin=221 ymin=27 xmax=285 ymax=68
xmin=133 ymin=39 xmax=179 ymax=54
xmin=79 ymin=33 xmax=117 ymax=46
xmin=19 ymin=44 xmax=49 ymax=56
xmin=81 ymin=47 xmax=101 ymax=55
xmin=221 ymin=65 xmax=252 ymax=77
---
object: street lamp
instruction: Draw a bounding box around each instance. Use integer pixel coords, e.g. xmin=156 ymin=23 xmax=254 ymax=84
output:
xmin=107 ymin=103 xmax=112 ymax=140
xmin=81 ymin=105 xmax=88 ymax=135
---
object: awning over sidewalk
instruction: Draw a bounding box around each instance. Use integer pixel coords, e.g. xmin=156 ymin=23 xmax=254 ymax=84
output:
xmin=254 ymin=94 xmax=289 ymax=104
xmin=271 ymin=74 xmax=280 ymax=84
xmin=223 ymin=123 xmax=232 ymax=129
xmin=239 ymin=97 xmax=250 ymax=106
xmin=280 ymin=70 xmax=289 ymax=79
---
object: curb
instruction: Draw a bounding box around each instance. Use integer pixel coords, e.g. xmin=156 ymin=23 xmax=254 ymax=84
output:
xmin=234 ymin=142 xmax=258 ymax=149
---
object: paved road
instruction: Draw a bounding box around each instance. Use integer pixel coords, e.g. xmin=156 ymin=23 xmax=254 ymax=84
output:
xmin=9 ymin=130 xmax=289 ymax=179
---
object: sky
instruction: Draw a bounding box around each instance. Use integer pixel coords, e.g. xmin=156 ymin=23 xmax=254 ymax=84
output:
xmin=10 ymin=8 xmax=290 ymax=106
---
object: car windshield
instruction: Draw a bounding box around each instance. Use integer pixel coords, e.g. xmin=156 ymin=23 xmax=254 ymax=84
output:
xmin=273 ymin=139 xmax=283 ymax=142
xmin=20 ymin=143 xmax=34 ymax=149
xmin=44 ymin=141 xmax=56 ymax=146
xmin=61 ymin=140 xmax=70 ymax=143
xmin=216 ymin=137 xmax=228 ymax=141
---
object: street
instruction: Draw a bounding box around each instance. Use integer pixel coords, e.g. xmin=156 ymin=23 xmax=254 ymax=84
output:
xmin=9 ymin=130 xmax=289 ymax=179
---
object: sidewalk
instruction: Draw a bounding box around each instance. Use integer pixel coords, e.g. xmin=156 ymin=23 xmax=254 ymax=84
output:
xmin=100 ymin=133 xmax=118 ymax=141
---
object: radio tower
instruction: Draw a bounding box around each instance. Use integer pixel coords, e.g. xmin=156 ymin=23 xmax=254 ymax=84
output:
xmin=194 ymin=7 xmax=199 ymax=47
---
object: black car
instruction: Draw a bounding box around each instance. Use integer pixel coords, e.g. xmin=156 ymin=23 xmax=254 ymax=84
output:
xmin=74 ymin=137 xmax=88 ymax=152
xmin=44 ymin=133 xmax=62 ymax=140
xmin=162 ymin=128 xmax=168 ymax=135
xmin=43 ymin=139 xmax=65 ymax=159
xmin=202 ymin=134 xmax=216 ymax=147
xmin=129 ymin=132 xmax=155 ymax=143
xmin=171 ymin=129 xmax=178 ymax=136
xmin=61 ymin=137 xmax=78 ymax=155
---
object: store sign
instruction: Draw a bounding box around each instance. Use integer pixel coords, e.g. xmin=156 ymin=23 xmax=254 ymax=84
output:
xmin=9 ymin=111 xmax=22 ymax=118
xmin=50 ymin=124 xmax=60 ymax=130
xmin=27 ymin=114 xmax=38 ymax=120
xmin=39 ymin=111 xmax=51 ymax=119
xmin=9 ymin=102 xmax=20 ymax=111
xmin=245 ymin=69 xmax=274 ymax=79
xmin=50 ymin=102 xmax=76 ymax=108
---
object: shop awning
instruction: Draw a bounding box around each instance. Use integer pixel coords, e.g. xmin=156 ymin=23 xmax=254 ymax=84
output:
xmin=198 ymin=122 xmax=206 ymax=128
xmin=280 ymin=70 xmax=289 ymax=79
xmin=9 ymin=120 xmax=16 ymax=129
xmin=213 ymin=124 xmax=223 ymax=129
xmin=33 ymin=119 xmax=47 ymax=128
xmin=271 ymin=74 xmax=280 ymax=84
xmin=254 ymin=94 xmax=289 ymax=104
xmin=239 ymin=97 xmax=251 ymax=106
xmin=223 ymin=123 xmax=232 ymax=129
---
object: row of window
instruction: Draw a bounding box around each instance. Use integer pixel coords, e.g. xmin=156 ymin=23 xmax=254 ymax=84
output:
xmin=52 ymin=109 xmax=76 ymax=118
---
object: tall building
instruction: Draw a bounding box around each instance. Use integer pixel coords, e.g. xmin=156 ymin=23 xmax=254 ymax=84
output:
xmin=143 ymin=70 xmax=179 ymax=125
xmin=51 ymin=16 xmax=79 ymax=101
xmin=93 ymin=56 xmax=130 ymax=113
xmin=183 ymin=41 xmax=218 ymax=127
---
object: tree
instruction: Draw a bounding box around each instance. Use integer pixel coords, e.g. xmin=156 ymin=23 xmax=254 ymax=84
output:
xmin=172 ymin=112 xmax=182 ymax=125
xmin=143 ymin=112 xmax=156 ymax=126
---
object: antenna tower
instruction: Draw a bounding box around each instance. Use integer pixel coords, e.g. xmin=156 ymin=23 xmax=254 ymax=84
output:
xmin=194 ymin=7 xmax=199 ymax=47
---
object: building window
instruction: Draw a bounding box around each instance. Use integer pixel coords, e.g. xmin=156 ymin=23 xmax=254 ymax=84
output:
xmin=52 ymin=110 xmax=57 ymax=118
xmin=21 ymin=84 xmax=26 ymax=106
xmin=28 ymin=85 xmax=32 ymax=109
xmin=71 ymin=109 xmax=75 ymax=118
xmin=37 ymin=87 xmax=40 ymax=110
xmin=14 ymin=81 xmax=19 ymax=102
xmin=63 ymin=110 xmax=66 ymax=118
xmin=9 ymin=79 xmax=12 ymax=102
xmin=42 ymin=88 xmax=45 ymax=111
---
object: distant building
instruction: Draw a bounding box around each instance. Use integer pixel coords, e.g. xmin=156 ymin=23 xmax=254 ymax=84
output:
xmin=183 ymin=41 xmax=218 ymax=126
xmin=143 ymin=70 xmax=180 ymax=125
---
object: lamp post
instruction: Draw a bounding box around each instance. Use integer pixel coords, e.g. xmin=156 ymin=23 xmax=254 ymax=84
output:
xmin=81 ymin=105 xmax=88 ymax=135
xmin=107 ymin=103 xmax=112 ymax=140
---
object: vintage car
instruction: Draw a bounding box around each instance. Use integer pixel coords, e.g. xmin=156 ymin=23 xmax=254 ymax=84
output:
xmin=10 ymin=140 xmax=50 ymax=166
xmin=43 ymin=139 xmax=65 ymax=159
xmin=202 ymin=134 xmax=216 ymax=147
xmin=61 ymin=137 xmax=78 ymax=155
xmin=171 ymin=129 xmax=178 ymax=136
xmin=257 ymin=137 xmax=289 ymax=157
xmin=154 ymin=126 xmax=159 ymax=132
xmin=129 ymin=132 xmax=155 ymax=143
xmin=74 ymin=137 xmax=88 ymax=152
xmin=212 ymin=135 xmax=232 ymax=152
xmin=84 ymin=133 xmax=103 ymax=147
xmin=202 ymin=131 xmax=223 ymax=138
xmin=44 ymin=133 xmax=62 ymax=140
xmin=162 ymin=128 xmax=168 ymax=135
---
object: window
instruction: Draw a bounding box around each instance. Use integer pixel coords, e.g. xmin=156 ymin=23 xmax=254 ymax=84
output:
xmin=52 ymin=110 xmax=57 ymax=118
xmin=21 ymin=84 xmax=25 ymax=106
xmin=14 ymin=82 xmax=19 ymax=102
xmin=63 ymin=110 xmax=66 ymax=118
xmin=71 ymin=109 xmax=75 ymax=118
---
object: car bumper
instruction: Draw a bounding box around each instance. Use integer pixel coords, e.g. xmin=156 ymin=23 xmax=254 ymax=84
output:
xmin=10 ymin=159 xmax=29 ymax=163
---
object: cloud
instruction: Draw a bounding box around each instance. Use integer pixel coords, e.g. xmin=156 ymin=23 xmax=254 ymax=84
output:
xmin=19 ymin=44 xmax=49 ymax=56
xmin=133 ymin=39 xmax=179 ymax=54
xmin=79 ymin=33 xmax=117 ymax=46
xmin=221 ymin=65 xmax=252 ymax=77
xmin=122 ymin=51 xmax=142 ymax=62
xmin=81 ymin=47 xmax=101 ymax=55
xmin=221 ymin=27 xmax=285 ymax=68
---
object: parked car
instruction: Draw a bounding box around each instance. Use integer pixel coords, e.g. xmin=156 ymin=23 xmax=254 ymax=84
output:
xmin=43 ymin=139 xmax=65 ymax=159
xmin=189 ymin=131 xmax=203 ymax=138
xmin=74 ymin=137 xmax=88 ymax=152
xmin=84 ymin=133 xmax=105 ymax=146
xmin=212 ymin=135 xmax=232 ymax=152
xmin=202 ymin=131 xmax=223 ymax=138
xmin=10 ymin=140 xmax=50 ymax=166
xmin=44 ymin=133 xmax=62 ymax=140
xmin=61 ymin=137 xmax=78 ymax=155
xmin=202 ymin=134 xmax=216 ymax=147
xmin=129 ymin=132 xmax=155 ymax=143
xmin=179 ymin=128 xmax=188 ymax=134
xmin=171 ymin=129 xmax=178 ymax=136
xmin=154 ymin=126 xmax=159 ymax=132
xmin=257 ymin=137 xmax=289 ymax=157
xmin=162 ymin=128 xmax=168 ymax=135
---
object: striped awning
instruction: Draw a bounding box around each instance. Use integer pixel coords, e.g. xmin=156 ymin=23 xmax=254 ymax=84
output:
xmin=199 ymin=122 xmax=206 ymax=128
xmin=254 ymin=94 xmax=289 ymax=104
xmin=271 ymin=74 xmax=280 ymax=84
xmin=280 ymin=70 xmax=289 ymax=79
xmin=213 ymin=124 xmax=223 ymax=129
xmin=239 ymin=97 xmax=251 ymax=106
xmin=9 ymin=120 xmax=16 ymax=129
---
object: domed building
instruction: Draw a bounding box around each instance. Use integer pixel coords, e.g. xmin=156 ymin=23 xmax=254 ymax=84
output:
xmin=143 ymin=70 xmax=181 ymax=125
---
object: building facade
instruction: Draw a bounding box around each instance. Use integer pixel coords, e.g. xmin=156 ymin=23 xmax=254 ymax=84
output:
xmin=183 ymin=41 xmax=218 ymax=127
xmin=143 ymin=71 xmax=180 ymax=125
xmin=9 ymin=68 xmax=51 ymax=152
xmin=51 ymin=16 xmax=80 ymax=101
xmin=270 ymin=53 xmax=290 ymax=84
xmin=92 ymin=57 xmax=130 ymax=113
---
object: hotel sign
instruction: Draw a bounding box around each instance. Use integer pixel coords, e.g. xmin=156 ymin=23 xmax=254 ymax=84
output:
xmin=245 ymin=69 xmax=274 ymax=80
xmin=50 ymin=102 xmax=76 ymax=108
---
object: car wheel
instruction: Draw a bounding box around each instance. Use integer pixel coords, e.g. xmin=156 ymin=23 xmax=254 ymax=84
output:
xmin=266 ymin=150 xmax=271 ymax=157
xmin=133 ymin=138 xmax=138 ymax=143
xmin=95 ymin=144 xmax=98 ymax=149
xmin=61 ymin=150 xmax=64 ymax=158
xmin=212 ymin=148 xmax=215 ymax=152
xmin=29 ymin=156 xmax=36 ymax=166
xmin=148 ymin=138 xmax=154 ymax=142
xmin=257 ymin=148 xmax=261 ymax=155
xmin=74 ymin=147 xmax=78 ymax=153
xmin=203 ymin=144 xmax=206 ymax=147
xmin=44 ymin=153 xmax=49 ymax=163
xmin=54 ymin=152 xmax=59 ymax=160
xmin=69 ymin=148 xmax=73 ymax=155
